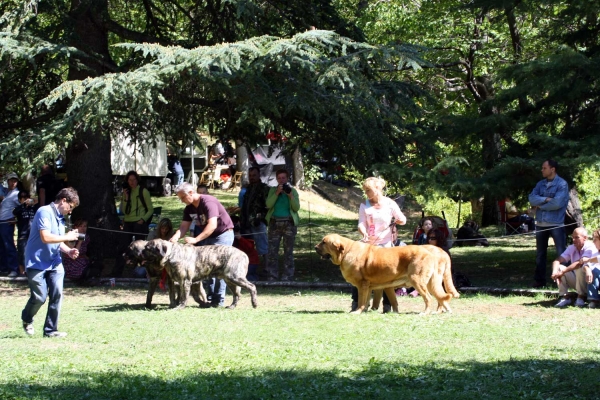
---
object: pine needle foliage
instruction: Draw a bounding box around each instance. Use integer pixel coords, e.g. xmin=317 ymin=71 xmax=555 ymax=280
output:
xmin=25 ymin=30 xmax=427 ymax=172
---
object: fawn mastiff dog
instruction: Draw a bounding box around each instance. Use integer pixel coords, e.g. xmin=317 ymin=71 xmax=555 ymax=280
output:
xmin=142 ymin=239 xmax=258 ymax=310
xmin=315 ymin=234 xmax=459 ymax=314
xmin=125 ymin=240 xmax=208 ymax=308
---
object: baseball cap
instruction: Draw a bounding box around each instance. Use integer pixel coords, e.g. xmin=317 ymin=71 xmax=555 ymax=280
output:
xmin=5 ymin=172 xmax=19 ymax=181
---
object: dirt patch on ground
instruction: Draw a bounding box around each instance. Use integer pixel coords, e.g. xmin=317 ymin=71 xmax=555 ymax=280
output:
xmin=297 ymin=185 xmax=357 ymax=219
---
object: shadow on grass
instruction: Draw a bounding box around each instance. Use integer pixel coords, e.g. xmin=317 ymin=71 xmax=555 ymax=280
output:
xmin=88 ymin=303 xmax=165 ymax=312
xmin=2 ymin=358 xmax=599 ymax=399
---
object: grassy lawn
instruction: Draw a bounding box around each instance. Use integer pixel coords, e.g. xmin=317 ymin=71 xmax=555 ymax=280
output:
xmin=1 ymin=286 xmax=598 ymax=399
xmin=2 ymin=189 xmax=583 ymax=398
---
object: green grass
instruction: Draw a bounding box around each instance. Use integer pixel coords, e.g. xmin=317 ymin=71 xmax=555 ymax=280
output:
xmin=1 ymin=286 xmax=598 ymax=399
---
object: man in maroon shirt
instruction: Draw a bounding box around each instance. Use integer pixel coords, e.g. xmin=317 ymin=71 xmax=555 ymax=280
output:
xmin=171 ymin=182 xmax=234 ymax=307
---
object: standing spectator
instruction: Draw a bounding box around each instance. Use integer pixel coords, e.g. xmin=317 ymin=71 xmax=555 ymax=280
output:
xmin=231 ymin=216 xmax=260 ymax=281
xmin=529 ymin=159 xmax=569 ymax=288
xmin=167 ymin=153 xmax=184 ymax=188
xmin=170 ymin=182 xmax=234 ymax=307
xmin=551 ymin=227 xmax=595 ymax=308
xmin=351 ymin=177 xmax=407 ymax=312
xmin=210 ymin=139 xmax=225 ymax=164
xmin=13 ymin=190 xmax=37 ymax=276
xmin=36 ymin=165 xmax=61 ymax=207
xmin=113 ymin=170 xmax=153 ymax=277
xmin=21 ymin=188 xmax=80 ymax=337
xmin=265 ymin=169 xmax=300 ymax=281
xmin=0 ymin=172 xmax=21 ymax=277
xmin=240 ymin=167 xmax=269 ymax=267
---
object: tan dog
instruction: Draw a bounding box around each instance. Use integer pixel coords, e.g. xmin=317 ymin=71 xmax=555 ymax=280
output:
xmin=315 ymin=234 xmax=459 ymax=314
xmin=371 ymin=244 xmax=459 ymax=313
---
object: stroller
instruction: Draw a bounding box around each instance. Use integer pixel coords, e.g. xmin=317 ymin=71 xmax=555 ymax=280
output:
xmin=411 ymin=211 xmax=454 ymax=248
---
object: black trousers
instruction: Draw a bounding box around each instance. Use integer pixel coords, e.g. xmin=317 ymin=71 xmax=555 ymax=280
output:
xmin=351 ymin=286 xmax=391 ymax=305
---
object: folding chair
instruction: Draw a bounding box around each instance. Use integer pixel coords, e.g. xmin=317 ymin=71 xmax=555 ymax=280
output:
xmin=498 ymin=200 xmax=521 ymax=235
xmin=148 ymin=207 xmax=162 ymax=232
xmin=226 ymin=171 xmax=243 ymax=192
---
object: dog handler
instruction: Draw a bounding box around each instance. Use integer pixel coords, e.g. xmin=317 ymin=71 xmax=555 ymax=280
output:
xmin=21 ymin=188 xmax=81 ymax=337
xmin=352 ymin=177 xmax=406 ymax=312
xmin=171 ymin=182 xmax=234 ymax=307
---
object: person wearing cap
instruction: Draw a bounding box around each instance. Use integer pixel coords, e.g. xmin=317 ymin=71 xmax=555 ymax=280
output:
xmin=0 ymin=172 xmax=21 ymax=277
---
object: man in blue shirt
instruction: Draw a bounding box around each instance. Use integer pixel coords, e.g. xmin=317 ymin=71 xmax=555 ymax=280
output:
xmin=21 ymin=187 xmax=81 ymax=338
xmin=529 ymin=159 xmax=570 ymax=288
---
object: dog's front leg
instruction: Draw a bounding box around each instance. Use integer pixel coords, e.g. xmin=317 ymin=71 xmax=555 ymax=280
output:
xmin=146 ymin=277 xmax=159 ymax=308
xmin=351 ymin=281 xmax=370 ymax=314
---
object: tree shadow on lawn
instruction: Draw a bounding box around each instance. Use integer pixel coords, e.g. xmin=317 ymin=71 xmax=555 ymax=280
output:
xmin=3 ymin=358 xmax=599 ymax=399
xmin=88 ymin=303 xmax=165 ymax=312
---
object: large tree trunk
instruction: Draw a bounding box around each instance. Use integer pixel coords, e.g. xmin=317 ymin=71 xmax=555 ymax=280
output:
xmin=291 ymin=146 xmax=305 ymax=189
xmin=67 ymin=0 xmax=122 ymax=260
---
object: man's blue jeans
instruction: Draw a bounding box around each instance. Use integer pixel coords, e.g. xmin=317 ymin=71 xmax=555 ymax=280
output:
xmin=0 ymin=222 xmax=18 ymax=273
xmin=241 ymin=222 xmax=268 ymax=255
xmin=21 ymin=265 xmax=65 ymax=335
xmin=198 ymin=229 xmax=234 ymax=306
xmin=535 ymin=225 xmax=567 ymax=284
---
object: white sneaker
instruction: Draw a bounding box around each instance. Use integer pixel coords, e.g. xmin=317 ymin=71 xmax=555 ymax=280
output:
xmin=7 ymin=271 xmax=17 ymax=277
xmin=575 ymin=298 xmax=586 ymax=308
xmin=555 ymin=298 xmax=572 ymax=308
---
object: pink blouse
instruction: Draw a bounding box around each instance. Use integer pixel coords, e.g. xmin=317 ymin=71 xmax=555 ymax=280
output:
xmin=358 ymin=197 xmax=406 ymax=245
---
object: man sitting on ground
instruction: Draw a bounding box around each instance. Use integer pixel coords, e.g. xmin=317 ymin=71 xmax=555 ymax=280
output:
xmin=551 ymin=227 xmax=596 ymax=308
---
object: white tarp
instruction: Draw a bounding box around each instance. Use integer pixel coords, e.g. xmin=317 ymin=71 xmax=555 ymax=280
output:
xmin=111 ymin=135 xmax=168 ymax=177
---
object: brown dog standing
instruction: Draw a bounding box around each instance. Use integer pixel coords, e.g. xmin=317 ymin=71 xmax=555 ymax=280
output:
xmin=315 ymin=234 xmax=459 ymax=314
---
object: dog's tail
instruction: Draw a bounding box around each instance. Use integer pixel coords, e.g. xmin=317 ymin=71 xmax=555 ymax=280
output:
xmin=443 ymin=259 xmax=460 ymax=298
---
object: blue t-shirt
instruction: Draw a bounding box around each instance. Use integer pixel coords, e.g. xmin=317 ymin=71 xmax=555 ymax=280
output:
xmin=25 ymin=203 xmax=66 ymax=270
xmin=0 ymin=187 xmax=20 ymax=220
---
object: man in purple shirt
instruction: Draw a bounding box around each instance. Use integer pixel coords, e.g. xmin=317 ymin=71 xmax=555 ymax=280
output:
xmin=171 ymin=182 xmax=234 ymax=307
xmin=551 ymin=227 xmax=596 ymax=308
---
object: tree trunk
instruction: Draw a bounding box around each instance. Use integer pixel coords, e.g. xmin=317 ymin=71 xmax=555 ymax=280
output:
xmin=235 ymin=140 xmax=249 ymax=185
xmin=565 ymin=187 xmax=584 ymax=236
xmin=291 ymin=146 xmax=305 ymax=189
xmin=67 ymin=0 xmax=122 ymax=259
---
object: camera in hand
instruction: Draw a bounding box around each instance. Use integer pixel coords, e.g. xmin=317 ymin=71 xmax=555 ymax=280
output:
xmin=122 ymin=181 xmax=130 ymax=190
xmin=72 ymin=231 xmax=86 ymax=241
xmin=282 ymin=183 xmax=292 ymax=194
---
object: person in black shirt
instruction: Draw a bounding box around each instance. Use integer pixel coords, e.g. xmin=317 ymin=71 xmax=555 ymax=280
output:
xmin=13 ymin=191 xmax=38 ymax=276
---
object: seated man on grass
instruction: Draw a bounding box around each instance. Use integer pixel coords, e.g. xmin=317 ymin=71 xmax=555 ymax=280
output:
xmin=551 ymin=227 xmax=596 ymax=308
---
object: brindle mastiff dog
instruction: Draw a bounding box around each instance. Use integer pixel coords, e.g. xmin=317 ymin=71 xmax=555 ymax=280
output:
xmin=315 ymin=234 xmax=459 ymax=314
xmin=125 ymin=240 xmax=208 ymax=308
xmin=142 ymin=239 xmax=258 ymax=310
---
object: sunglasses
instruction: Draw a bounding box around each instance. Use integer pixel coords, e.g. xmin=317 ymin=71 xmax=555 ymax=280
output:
xmin=428 ymin=237 xmax=437 ymax=241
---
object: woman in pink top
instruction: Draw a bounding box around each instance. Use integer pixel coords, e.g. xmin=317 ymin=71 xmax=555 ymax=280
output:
xmin=352 ymin=177 xmax=407 ymax=312
xmin=358 ymin=177 xmax=406 ymax=246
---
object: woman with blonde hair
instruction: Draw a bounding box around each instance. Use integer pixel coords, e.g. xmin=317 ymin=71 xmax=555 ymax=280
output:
xmin=351 ymin=177 xmax=407 ymax=312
